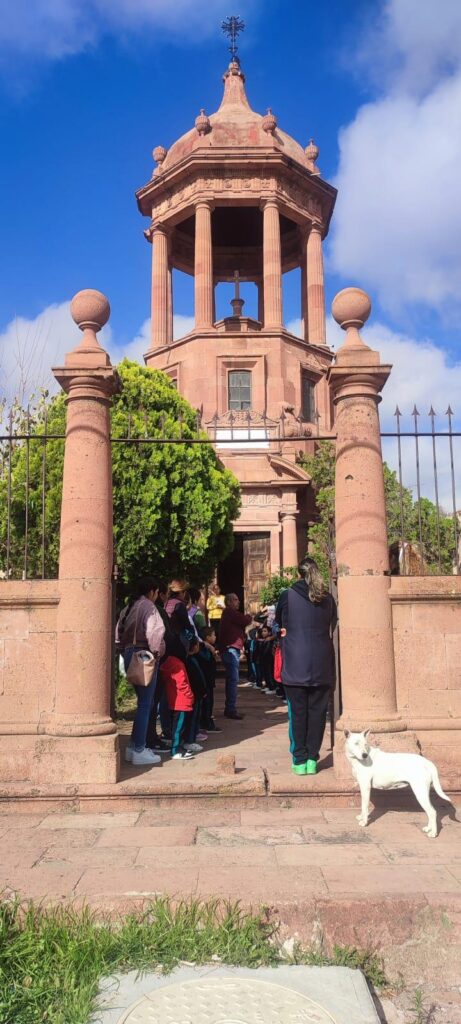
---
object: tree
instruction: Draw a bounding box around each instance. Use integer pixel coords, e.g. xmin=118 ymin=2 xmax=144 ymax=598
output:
xmin=259 ymin=567 xmax=299 ymax=606
xmin=299 ymin=442 xmax=456 ymax=576
xmin=0 ymin=361 xmax=241 ymax=591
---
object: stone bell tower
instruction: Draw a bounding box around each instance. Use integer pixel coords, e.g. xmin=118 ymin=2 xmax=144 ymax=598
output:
xmin=136 ymin=41 xmax=337 ymax=608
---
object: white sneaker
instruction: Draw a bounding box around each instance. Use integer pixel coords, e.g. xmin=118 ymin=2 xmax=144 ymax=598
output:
xmin=183 ymin=743 xmax=203 ymax=753
xmin=172 ymin=750 xmax=194 ymax=760
xmin=131 ymin=748 xmax=161 ymax=766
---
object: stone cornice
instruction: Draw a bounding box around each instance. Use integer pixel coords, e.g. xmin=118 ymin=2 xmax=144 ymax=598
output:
xmin=136 ymin=154 xmax=337 ymax=235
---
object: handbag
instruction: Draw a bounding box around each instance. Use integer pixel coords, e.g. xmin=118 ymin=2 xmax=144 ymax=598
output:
xmin=126 ymin=602 xmax=158 ymax=688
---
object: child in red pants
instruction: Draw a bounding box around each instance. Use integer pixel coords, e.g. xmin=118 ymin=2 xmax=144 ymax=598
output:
xmin=159 ymin=655 xmax=195 ymax=760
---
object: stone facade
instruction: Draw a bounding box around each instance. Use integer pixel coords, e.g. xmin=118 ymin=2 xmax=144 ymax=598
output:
xmin=136 ymin=60 xmax=336 ymax=591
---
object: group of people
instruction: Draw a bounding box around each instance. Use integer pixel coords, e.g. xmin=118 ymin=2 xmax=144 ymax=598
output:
xmin=116 ymin=556 xmax=337 ymax=777
xmin=116 ymin=580 xmax=221 ymax=765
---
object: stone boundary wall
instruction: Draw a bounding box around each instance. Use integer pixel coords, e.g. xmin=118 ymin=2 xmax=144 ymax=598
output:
xmin=0 ymin=582 xmax=59 ymax=782
xmin=390 ymin=576 xmax=461 ymax=777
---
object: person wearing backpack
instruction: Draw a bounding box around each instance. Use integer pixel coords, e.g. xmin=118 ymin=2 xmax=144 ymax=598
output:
xmin=275 ymin=557 xmax=337 ymax=776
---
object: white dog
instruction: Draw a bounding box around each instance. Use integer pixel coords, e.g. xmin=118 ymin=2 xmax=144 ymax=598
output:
xmin=344 ymin=729 xmax=453 ymax=838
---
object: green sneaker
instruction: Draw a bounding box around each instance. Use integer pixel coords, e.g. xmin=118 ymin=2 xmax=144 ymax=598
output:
xmin=291 ymin=762 xmax=307 ymax=775
xmin=305 ymin=759 xmax=317 ymax=775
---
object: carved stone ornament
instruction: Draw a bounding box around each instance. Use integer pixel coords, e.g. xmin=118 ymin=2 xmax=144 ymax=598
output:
xmin=262 ymin=108 xmax=277 ymax=134
xmin=152 ymin=146 xmax=167 ymax=177
xmin=242 ymin=492 xmax=281 ymax=506
xmin=195 ymin=109 xmax=212 ymax=136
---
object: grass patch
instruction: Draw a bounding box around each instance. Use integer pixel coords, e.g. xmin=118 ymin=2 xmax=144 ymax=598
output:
xmin=0 ymin=896 xmax=387 ymax=1024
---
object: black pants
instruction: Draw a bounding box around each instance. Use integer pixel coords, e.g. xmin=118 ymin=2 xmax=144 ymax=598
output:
xmin=286 ymin=685 xmax=330 ymax=765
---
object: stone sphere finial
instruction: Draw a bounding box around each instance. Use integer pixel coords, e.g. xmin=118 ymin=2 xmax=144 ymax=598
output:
xmin=195 ymin=109 xmax=212 ymax=136
xmin=305 ymin=138 xmax=319 ymax=163
xmin=70 ymin=289 xmax=110 ymax=332
xmin=262 ymin=108 xmax=277 ymax=134
xmin=152 ymin=145 xmax=167 ymax=176
xmin=332 ymin=287 xmax=371 ymax=331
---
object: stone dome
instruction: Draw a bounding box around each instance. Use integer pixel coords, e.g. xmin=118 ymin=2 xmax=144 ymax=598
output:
xmin=160 ymin=62 xmax=312 ymax=174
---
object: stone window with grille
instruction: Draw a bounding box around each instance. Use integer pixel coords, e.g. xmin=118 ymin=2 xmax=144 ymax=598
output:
xmin=228 ymin=370 xmax=252 ymax=411
xmin=301 ymin=372 xmax=316 ymax=422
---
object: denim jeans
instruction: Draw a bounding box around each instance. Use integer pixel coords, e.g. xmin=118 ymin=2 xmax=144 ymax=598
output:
xmin=124 ymin=646 xmax=158 ymax=752
xmin=222 ymin=647 xmax=240 ymax=714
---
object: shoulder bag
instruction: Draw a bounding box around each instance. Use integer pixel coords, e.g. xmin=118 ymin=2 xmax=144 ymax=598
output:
xmin=126 ymin=602 xmax=158 ymax=688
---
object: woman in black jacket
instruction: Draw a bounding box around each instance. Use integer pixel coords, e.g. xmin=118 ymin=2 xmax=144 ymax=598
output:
xmin=275 ymin=557 xmax=337 ymax=776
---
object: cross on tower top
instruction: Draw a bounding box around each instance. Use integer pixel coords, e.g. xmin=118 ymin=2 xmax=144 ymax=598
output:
xmin=221 ymin=15 xmax=245 ymax=65
xmin=230 ymin=269 xmax=245 ymax=317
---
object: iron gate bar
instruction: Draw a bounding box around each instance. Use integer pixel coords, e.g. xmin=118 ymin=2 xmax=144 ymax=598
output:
xmin=24 ymin=406 xmax=30 ymax=580
xmin=394 ymin=407 xmax=406 ymax=558
xmin=429 ymin=407 xmax=442 ymax=571
xmin=447 ymin=406 xmax=460 ymax=559
xmin=412 ymin=406 xmax=423 ymax=548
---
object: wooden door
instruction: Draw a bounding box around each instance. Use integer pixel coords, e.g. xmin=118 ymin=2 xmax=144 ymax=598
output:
xmin=243 ymin=535 xmax=270 ymax=615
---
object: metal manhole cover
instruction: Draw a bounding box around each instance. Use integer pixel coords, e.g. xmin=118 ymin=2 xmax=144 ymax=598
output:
xmin=119 ymin=976 xmax=338 ymax=1023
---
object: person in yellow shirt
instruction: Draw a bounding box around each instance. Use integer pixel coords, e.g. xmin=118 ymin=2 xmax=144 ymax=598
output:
xmin=206 ymin=583 xmax=225 ymax=644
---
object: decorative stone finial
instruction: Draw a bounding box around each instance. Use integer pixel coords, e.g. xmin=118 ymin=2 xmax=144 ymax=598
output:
xmin=305 ymin=138 xmax=319 ymax=164
xmin=152 ymin=145 xmax=167 ymax=176
xmin=195 ymin=109 xmax=212 ymax=136
xmin=70 ymin=289 xmax=110 ymax=332
xmin=262 ymin=108 xmax=277 ymax=135
xmin=332 ymin=287 xmax=371 ymax=350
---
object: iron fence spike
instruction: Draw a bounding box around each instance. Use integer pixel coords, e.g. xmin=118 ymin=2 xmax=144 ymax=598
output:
xmin=394 ymin=405 xmax=401 ymax=417
xmin=446 ymin=405 xmax=454 ymax=416
xmin=428 ymin=406 xmax=436 ymax=417
xmin=412 ymin=405 xmax=420 ymax=417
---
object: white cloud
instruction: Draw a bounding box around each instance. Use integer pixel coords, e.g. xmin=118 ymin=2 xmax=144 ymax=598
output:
xmin=0 ymin=302 xmax=196 ymax=405
xmin=0 ymin=302 xmax=76 ymax=405
xmin=0 ymin=0 xmax=253 ymax=64
xmin=331 ymin=0 xmax=461 ymax=315
xmin=327 ymin=314 xmax=461 ymax=511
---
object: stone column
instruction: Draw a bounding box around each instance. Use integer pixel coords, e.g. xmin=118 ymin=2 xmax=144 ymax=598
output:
xmin=195 ymin=201 xmax=214 ymax=329
xmin=46 ymin=289 xmax=120 ymax=784
xmin=257 ymin=277 xmax=264 ymax=324
xmin=281 ymin=512 xmax=298 ymax=568
xmin=301 ymin=230 xmax=309 ymax=341
xmin=327 ymin=287 xmax=405 ymax=739
xmin=262 ymin=199 xmax=283 ymax=329
xmin=307 ymin=222 xmax=326 ymax=345
xmin=270 ymin=527 xmax=281 ymax=574
xmin=151 ymin=223 xmax=169 ymax=348
xmin=167 ymin=262 xmax=174 ymax=344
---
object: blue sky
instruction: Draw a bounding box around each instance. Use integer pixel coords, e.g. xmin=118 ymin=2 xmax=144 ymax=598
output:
xmin=0 ymin=0 xmax=461 ymax=473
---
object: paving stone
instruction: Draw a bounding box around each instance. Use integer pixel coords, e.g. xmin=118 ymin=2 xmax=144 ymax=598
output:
xmin=274 ymin=844 xmax=388 ymax=867
xmin=4 ymin=826 xmax=100 ymax=849
xmin=196 ymin=825 xmax=305 ymax=846
xmin=39 ymin=812 xmax=141 ymax=830
xmin=301 ymin=825 xmax=374 ymax=845
xmin=322 ymin=864 xmax=461 ymax=894
xmin=135 ymin=845 xmax=276 ymax=869
xmin=139 ymin=808 xmax=242 ymax=827
xmin=196 ymin=863 xmax=326 ymax=900
xmin=92 ymin=965 xmax=379 ymax=1024
xmin=96 ymin=826 xmax=197 ymax=848
xmin=1 ymin=863 xmax=84 ymax=899
xmin=75 ymin=865 xmax=200 ymax=898
xmin=240 ymin=808 xmax=327 ymax=826
xmin=41 ymin=846 xmax=139 ymax=868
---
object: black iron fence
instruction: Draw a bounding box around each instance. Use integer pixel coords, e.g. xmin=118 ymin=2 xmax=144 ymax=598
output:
xmin=0 ymin=401 xmax=459 ymax=580
xmin=381 ymin=407 xmax=460 ymax=575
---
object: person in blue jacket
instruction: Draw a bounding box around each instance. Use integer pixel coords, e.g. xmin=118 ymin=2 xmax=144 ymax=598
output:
xmin=275 ymin=556 xmax=337 ymax=776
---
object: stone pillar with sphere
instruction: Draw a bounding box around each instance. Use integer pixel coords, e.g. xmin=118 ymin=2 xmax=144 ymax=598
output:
xmin=327 ymin=288 xmax=412 ymax=768
xmin=41 ymin=289 xmax=120 ymax=784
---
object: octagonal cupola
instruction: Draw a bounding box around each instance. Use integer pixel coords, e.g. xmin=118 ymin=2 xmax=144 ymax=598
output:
xmin=136 ymin=55 xmax=336 ymax=353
